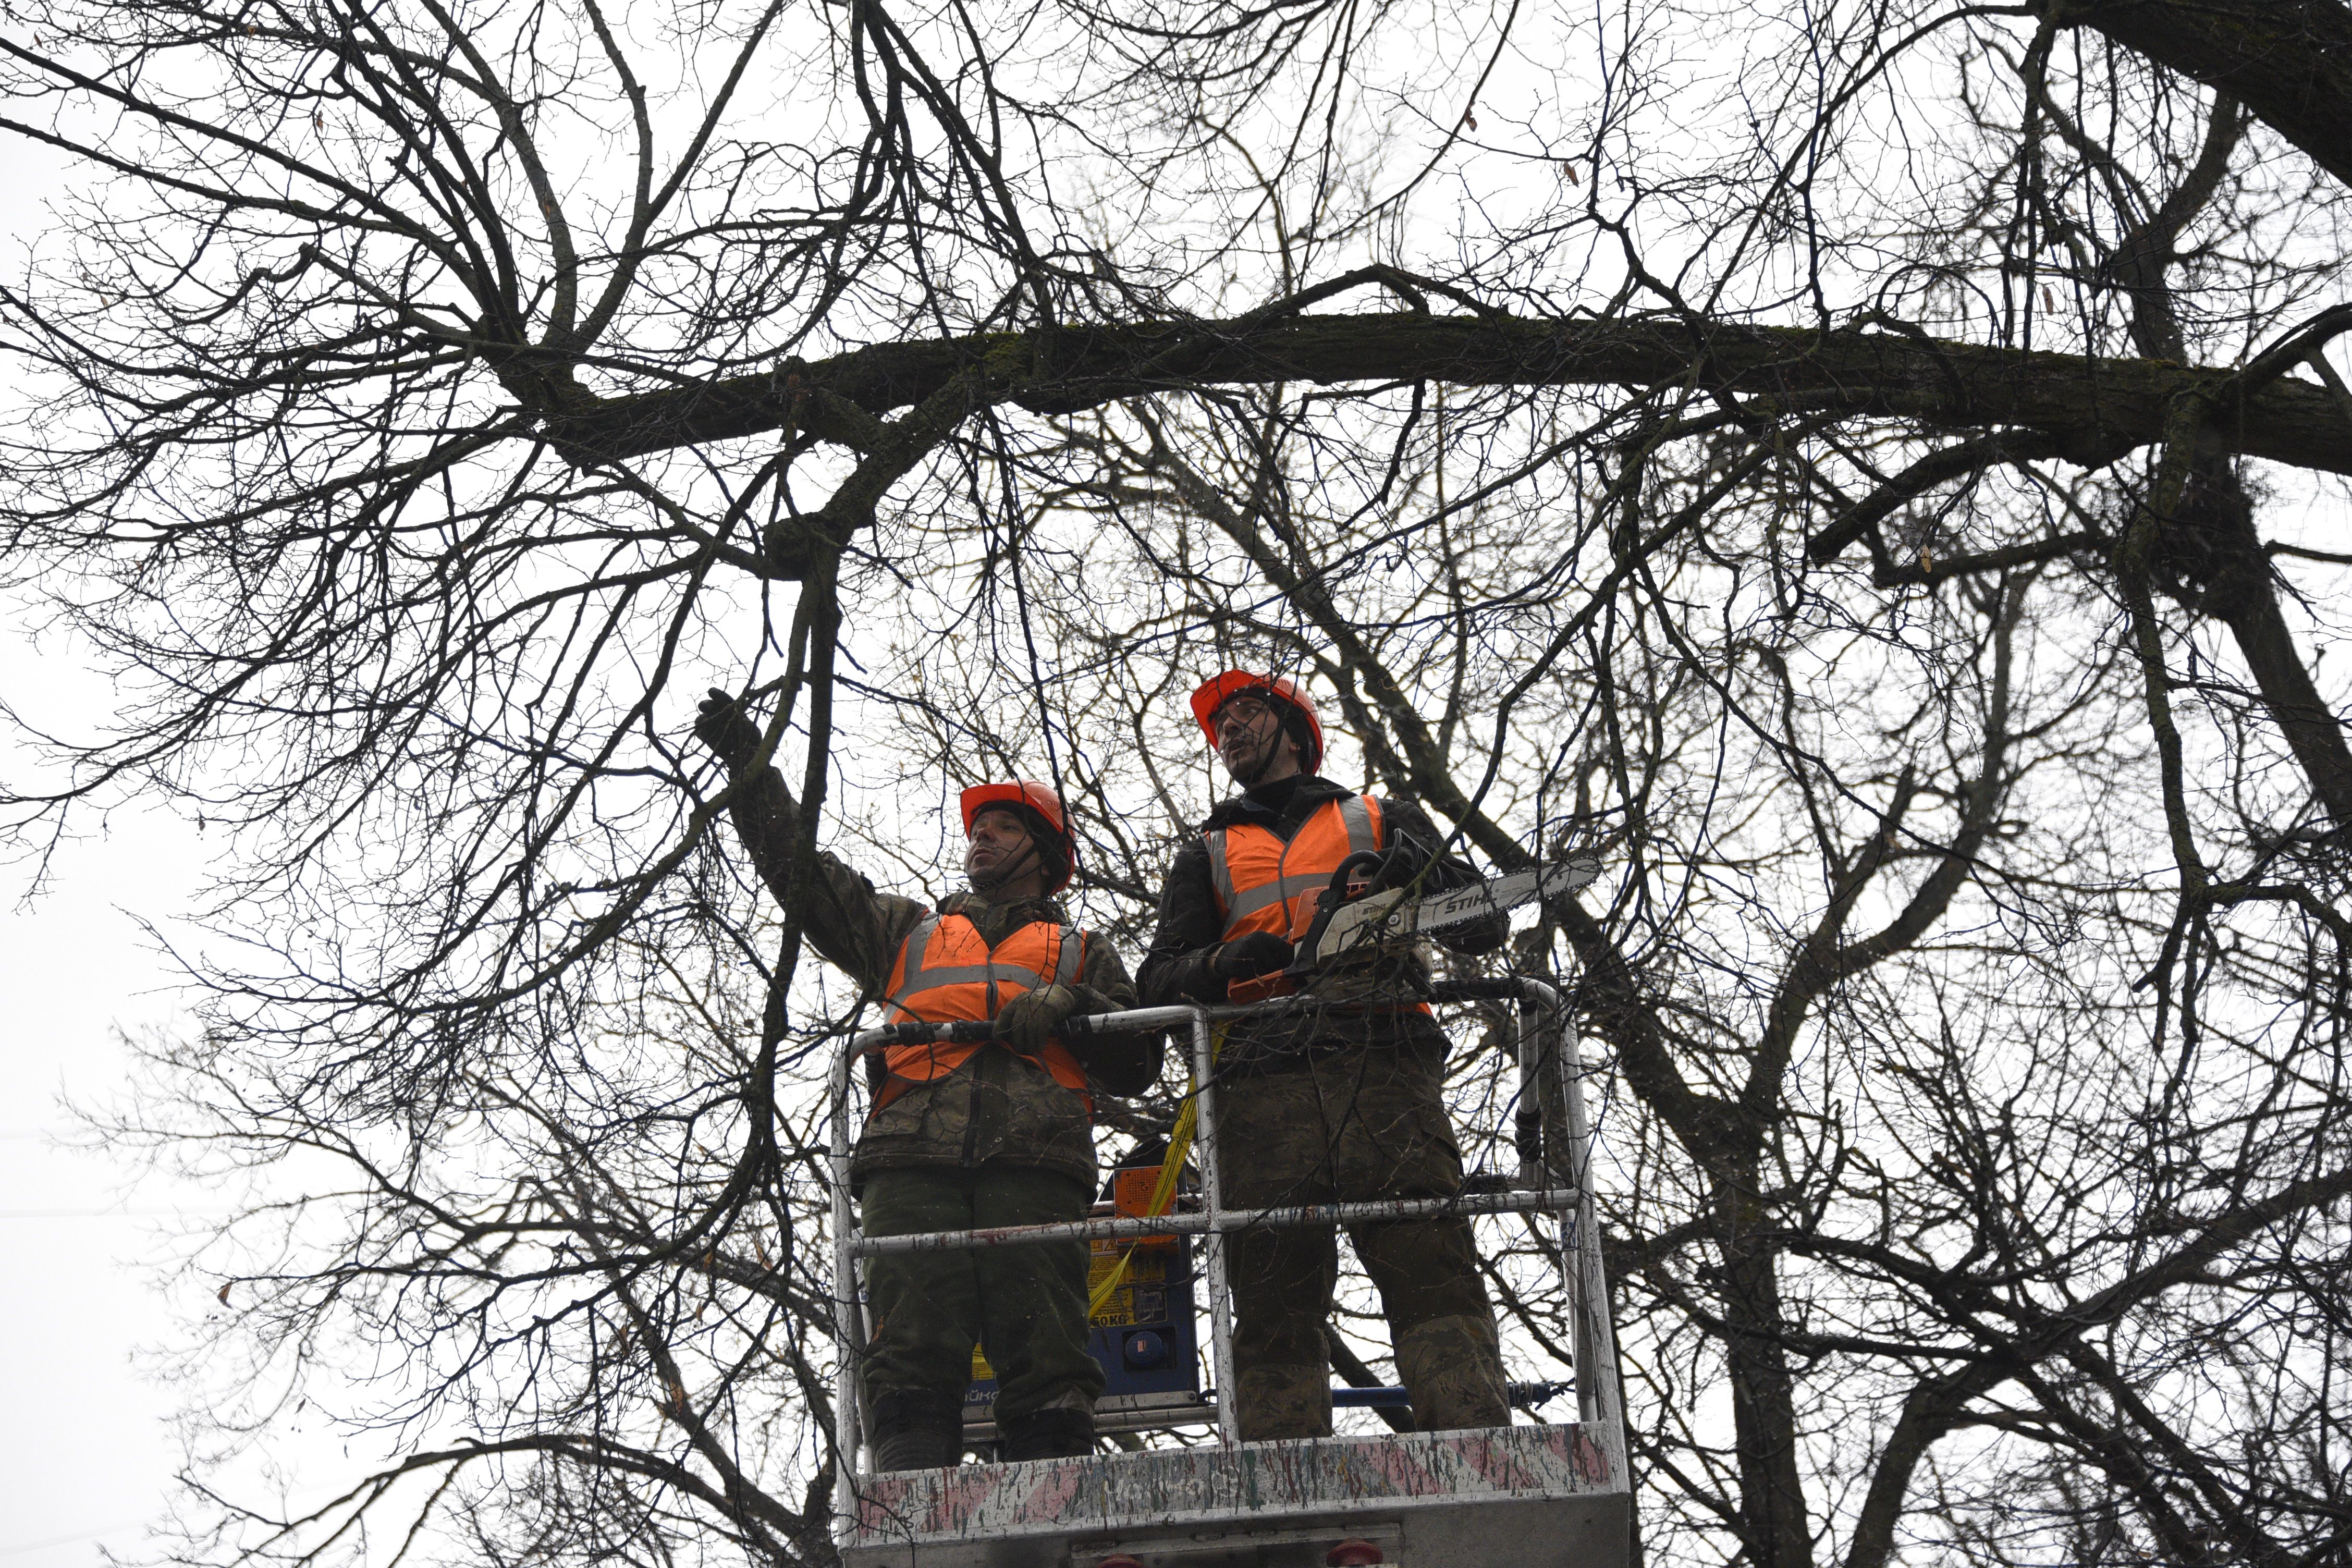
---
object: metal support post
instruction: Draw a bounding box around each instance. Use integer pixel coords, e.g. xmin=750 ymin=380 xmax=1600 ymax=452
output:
xmin=1516 ymin=977 xmax=1595 ymax=1425
xmin=829 ymin=1032 xmax=864 ymax=1521
xmin=1188 ymin=1009 xmax=1237 ymax=1443
xmin=1553 ymin=988 xmax=1622 ymax=1434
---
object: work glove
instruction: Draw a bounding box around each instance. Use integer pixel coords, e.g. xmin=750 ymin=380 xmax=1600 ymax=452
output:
xmin=1212 ymin=931 xmax=1295 ymax=981
xmin=995 ymin=983 xmax=1083 ymax=1059
xmin=693 ymin=687 xmax=764 ymax=770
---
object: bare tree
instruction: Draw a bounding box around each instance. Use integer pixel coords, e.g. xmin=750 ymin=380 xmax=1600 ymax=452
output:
xmin=4 ymin=0 xmax=2351 ymax=1565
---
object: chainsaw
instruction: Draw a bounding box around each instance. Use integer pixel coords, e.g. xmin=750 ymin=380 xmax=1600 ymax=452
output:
xmin=1284 ymin=851 xmax=1604 ymax=977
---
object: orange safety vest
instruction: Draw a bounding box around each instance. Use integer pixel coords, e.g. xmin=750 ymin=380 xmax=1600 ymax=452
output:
xmin=1206 ymin=794 xmax=1427 ymax=1005
xmin=875 ymin=912 xmax=1094 ymax=1114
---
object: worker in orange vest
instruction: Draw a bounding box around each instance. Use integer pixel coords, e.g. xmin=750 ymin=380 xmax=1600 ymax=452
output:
xmin=693 ymin=691 xmax=1152 ymax=1470
xmin=1138 ymin=671 xmax=1513 ymax=1441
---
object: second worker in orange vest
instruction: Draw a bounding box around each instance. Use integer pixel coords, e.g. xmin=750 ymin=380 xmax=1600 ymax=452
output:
xmin=1138 ymin=670 xmax=1514 ymax=1441
xmin=694 ymin=690 xmax=1152 ymax=1472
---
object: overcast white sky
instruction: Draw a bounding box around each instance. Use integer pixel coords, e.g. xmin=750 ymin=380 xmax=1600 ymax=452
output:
xmin=0 ymin=793 xmax=213 ymax=1564
xmin=0 ymin=138 xmax=222 ymax=1564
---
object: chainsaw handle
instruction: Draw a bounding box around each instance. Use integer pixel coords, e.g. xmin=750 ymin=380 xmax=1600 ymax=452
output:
xmin=1317 ymin=850 xmax=1392 ymax=910
xmin=1285 ymin=849 xmax=1399 ymax=976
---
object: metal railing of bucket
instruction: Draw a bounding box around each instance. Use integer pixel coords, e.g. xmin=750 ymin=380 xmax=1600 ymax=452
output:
xmin=826 ymin=977 xmax=1620 ymax=1517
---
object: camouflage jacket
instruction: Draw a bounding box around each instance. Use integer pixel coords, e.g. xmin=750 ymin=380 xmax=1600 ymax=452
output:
xmin=716 ymin=760 xmax=1146 ymax=1185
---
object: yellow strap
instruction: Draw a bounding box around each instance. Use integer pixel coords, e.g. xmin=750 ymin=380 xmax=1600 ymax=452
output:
xmin=1087 ymin=1024 xmax=1222 ymax=1319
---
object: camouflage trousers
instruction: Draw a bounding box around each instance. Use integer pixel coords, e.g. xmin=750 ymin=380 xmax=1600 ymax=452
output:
xmin=859 ymin=1165 xmax=1106 ymax=1427
xmin=1216 ymin=1047 xmax=1510 ymax=1440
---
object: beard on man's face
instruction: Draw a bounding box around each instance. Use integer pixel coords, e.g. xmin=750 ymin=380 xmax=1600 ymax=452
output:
xmin=1224 ymin=727 xmax=1291 ymax=782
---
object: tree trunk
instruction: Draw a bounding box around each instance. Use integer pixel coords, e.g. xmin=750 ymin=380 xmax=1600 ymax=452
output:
xmin=2215 ymin=597 xmax=2352 ymax=830
xmin=2057 ymin=2 xmax=2352 ymax=192
xmin=1717 ymin=1169 xmax=1814 ymax=1568
xmin=2160 ymin=460 xmax=2352 ymax=830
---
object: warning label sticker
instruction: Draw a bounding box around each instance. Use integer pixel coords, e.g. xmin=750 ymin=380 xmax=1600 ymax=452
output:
xmin=1086 ymin=1246 xmax=1170 ymax=1327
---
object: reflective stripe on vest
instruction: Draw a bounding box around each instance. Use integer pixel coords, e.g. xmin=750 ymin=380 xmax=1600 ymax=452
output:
xmin=1206 ymin=795 xmax=1405 ymax=1003
xmin=874 ymin=913 xmax=1092 ymax=1114
xmin=1206 ymin=795 xmax=1382 ymax=939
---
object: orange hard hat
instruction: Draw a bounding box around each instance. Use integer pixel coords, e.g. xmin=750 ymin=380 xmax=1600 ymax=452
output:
xmin=959 ymin=779 xmax=1075 ymax=892
xmin=1189 ymin=671 xmax=1326 ymax=774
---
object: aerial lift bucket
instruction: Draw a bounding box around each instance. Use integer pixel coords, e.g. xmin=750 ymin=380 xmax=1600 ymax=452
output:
xmin=828 ymin=978 xmax=1633 ymax=1568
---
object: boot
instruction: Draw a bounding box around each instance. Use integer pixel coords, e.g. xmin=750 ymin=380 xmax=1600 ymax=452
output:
xmin=1233 ymin=1362 xmax=1333 ymax=1441
xmin=999 ymin=1402 xmax=1096 ymax=1462
xmin=1393 ymin=1313 xmax=1510 ymax=1433
xmin=868 ymin=1387 xmax=965 ymax=1472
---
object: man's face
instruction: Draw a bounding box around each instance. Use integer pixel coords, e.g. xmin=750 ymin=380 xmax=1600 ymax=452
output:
xmin=964 ymin=806 xmax=1038 ymax=886
xmin=1214 ymin=693 xmax=1300 ymax=783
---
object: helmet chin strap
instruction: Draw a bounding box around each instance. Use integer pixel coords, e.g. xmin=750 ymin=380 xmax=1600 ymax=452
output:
xmin=1229 ymin=728 xmax=1298 ymax=787
xmin=969 ymin=831 xmax=1045 ymax=897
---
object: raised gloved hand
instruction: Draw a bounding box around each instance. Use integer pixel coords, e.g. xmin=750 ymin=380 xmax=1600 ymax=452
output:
xmin=693 ymin=687 xmax=764 ymax=770
xmin=1212 ymin=931 xmax=1295 ymax=981
xmin=995 ymin=983 xmax=1084 ymax=1059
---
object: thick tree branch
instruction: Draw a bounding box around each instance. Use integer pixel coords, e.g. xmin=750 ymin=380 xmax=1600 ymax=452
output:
xmin=546 ymin=313 xmax=2352 ymax=474
xmin=2051 ymin=1 xmax=2352 ymax=192
xmin=1808 ymin=431 xmax=2073 ymax=564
